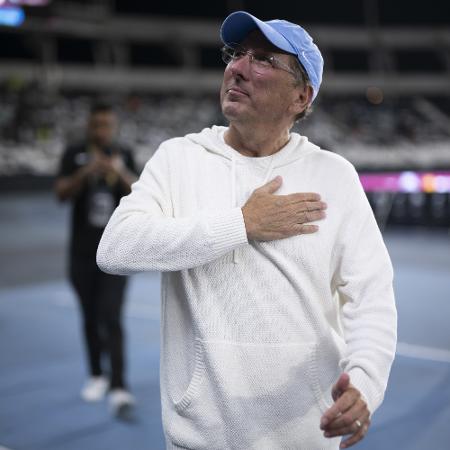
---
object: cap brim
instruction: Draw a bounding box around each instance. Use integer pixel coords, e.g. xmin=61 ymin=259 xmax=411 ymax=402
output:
xmin=220 ymin=11 xmax=295 ymax=55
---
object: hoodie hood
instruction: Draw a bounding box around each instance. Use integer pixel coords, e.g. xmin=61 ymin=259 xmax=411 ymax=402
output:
xmin=185 ymin=126 xmax=318 ymax=264
xmin=186 ymin=125 xmax=317 ymax=168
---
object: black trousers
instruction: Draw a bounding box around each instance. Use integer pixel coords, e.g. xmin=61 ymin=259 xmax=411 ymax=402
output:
xmin=69 ymin=255 xmax=128 ymax=389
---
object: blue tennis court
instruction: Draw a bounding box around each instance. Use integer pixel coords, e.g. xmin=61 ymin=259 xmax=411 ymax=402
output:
xmin=1 ymin=192 xmax=449 ymax=450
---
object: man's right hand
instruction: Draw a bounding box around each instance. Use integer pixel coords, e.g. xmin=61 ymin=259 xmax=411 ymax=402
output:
xmin=241 ymin=176 xmax=327 ymax=241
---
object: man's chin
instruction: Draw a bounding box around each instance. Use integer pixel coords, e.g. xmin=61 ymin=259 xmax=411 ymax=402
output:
xmin=221 ymin=102 xmax=246 ymax=122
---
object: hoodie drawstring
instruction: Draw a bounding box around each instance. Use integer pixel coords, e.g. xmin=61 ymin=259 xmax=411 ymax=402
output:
xmin=231 ymin=154 xmax=238 ymax=264
xmin=231 ymin=153 xmax=276 ymax=264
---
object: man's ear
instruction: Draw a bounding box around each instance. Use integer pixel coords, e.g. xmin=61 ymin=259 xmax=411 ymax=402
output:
xmin=291 ymin=84 xmax=313 ymax=116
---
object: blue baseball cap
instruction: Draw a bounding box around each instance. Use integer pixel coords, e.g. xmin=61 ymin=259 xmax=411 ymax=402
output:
xmin=220 ymin=11 xmax=323 ymax=102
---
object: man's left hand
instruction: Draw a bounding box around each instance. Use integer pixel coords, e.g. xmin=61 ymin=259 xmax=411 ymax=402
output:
xmin=320 ymin=373 xmax=371 ymax=448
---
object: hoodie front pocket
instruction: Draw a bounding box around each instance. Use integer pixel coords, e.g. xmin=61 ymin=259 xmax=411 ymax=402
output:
xmin=173 ymin=339 xmax=206 ymax=413
xmin=169 ymin=339 xmax=339 ymax=450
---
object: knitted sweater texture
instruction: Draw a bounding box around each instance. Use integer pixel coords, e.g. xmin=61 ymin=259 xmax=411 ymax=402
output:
xmin=97 ymin=126 xmax=397 ymax=450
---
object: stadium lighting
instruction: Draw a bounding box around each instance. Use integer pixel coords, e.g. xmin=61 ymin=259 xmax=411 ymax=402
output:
xmin=0 ymin=6 xmax=25 ymax=26
xmin=1 ymin=0 xmax=50 ymax=6
xmin=366 ymin=86 xmax=384 ymax=105
xmin=359 ymin=171 xmax=450 ymax=193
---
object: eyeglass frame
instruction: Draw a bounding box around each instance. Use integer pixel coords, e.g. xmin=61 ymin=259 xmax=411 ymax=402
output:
xmin=221 ymin=43 xmax=308 ymax=84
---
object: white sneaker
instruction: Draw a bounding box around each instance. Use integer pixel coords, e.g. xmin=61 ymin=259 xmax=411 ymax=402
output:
xmin=80 ymin=376 xmax=108 ymax=402
xmin=108 ymin=389 xmax=136 ymax=419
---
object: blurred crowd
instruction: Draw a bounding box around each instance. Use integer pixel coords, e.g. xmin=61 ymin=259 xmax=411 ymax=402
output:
xmin=1 ymin=81 xmax=450 ymax=176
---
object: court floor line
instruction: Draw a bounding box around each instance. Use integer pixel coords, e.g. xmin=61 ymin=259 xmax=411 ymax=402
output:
xmin=4 ymin=284 xmax=450 ymax=364
xmin=396 ymin=341 xmax=450 ymax=363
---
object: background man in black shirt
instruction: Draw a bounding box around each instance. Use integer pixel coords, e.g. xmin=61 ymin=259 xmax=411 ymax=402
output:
xmin=55 ymin=102 xmax=138 ymax=418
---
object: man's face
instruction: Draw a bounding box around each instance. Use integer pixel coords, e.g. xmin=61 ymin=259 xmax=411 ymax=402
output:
xmin=220 ymin=30 xmax=304 ymax=127
xmin=88 ymin=111 xmax=118 ymax=148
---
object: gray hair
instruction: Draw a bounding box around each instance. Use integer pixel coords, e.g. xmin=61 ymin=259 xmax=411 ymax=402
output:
xmin=289 ymin=57 xmax=313 ymax=122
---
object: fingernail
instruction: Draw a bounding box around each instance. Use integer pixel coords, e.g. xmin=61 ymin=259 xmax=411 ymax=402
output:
xmin=321 ymin=418 xmax=329 ymax=427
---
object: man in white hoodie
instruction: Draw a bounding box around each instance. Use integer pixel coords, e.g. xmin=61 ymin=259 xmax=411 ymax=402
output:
xmin=97 ymin=11 xmax=397 ymax=450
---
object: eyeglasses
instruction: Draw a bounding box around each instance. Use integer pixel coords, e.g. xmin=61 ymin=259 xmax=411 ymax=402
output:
xmin=221 ymin=44 xmax=299 ymax=79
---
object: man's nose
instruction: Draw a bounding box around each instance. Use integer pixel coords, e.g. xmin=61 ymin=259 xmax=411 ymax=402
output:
xmin=228 ymin=54 xmax=251 ymax=77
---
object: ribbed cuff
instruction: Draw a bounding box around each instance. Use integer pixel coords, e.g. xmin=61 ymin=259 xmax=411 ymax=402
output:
xmin=347 ymin=367 xmax=383 ymax=415
xmin=207 ymin=207 xmax=248 ymax=255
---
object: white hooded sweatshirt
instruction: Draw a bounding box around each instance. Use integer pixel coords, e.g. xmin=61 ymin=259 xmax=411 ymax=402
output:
xmin=97 ymin=126 xmax=397 ymax=450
